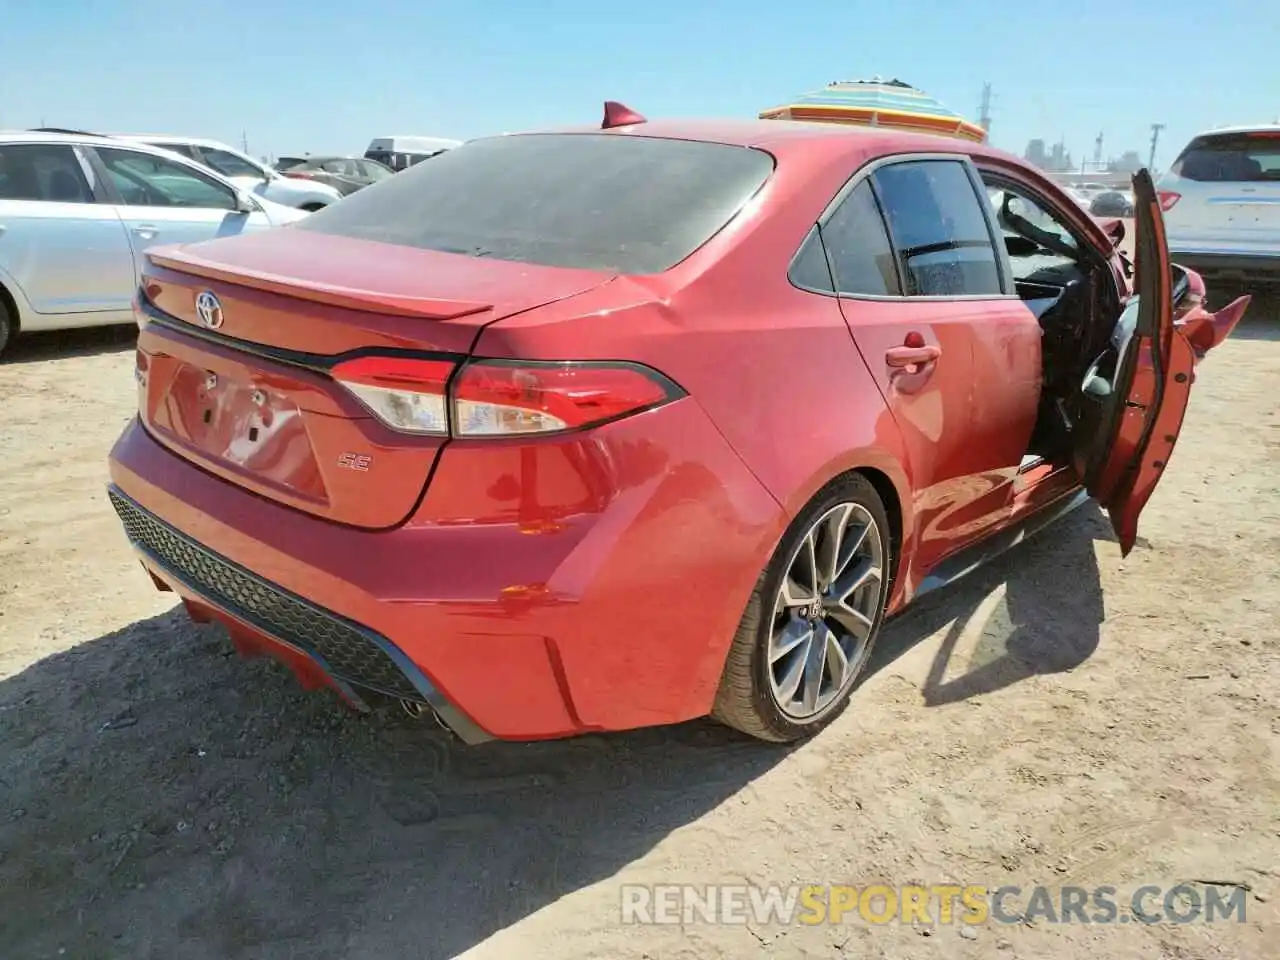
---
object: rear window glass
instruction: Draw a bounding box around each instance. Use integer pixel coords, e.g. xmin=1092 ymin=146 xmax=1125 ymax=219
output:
xmin=300 ymin=133 xmax=775 ymax=274
xmin=1171 ymin=133 xmax=1280 ymax=182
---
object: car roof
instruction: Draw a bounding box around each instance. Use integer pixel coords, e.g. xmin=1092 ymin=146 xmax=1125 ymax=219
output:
xmin=116 ymin=134 xmax=239 ymax=150
xmin=495 ymin=117 xmax=1017 ymax=165
xmin=1190 ymin=123 xmax=1280 ymax=139
xmin=0 ymin=130 xmax=106 ymax=144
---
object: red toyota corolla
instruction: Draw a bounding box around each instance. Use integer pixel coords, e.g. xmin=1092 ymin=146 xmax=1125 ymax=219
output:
xmin=107 ymin=106 xmax=1249 ymax=744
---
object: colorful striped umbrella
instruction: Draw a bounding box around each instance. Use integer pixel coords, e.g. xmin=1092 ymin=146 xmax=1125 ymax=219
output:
xmin=759 ymin=77 xmax=987 ymax=143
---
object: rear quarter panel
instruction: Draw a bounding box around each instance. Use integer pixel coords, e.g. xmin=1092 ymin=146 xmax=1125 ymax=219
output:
xmin=475 ymin=144 xmax=917 ymax=604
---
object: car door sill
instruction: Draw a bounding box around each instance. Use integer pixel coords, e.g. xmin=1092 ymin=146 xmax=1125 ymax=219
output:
xmin=910 ymin=487 xmax=1090 ymax=603
xmin=1018 ymin=454 xmax=1045 ymax=473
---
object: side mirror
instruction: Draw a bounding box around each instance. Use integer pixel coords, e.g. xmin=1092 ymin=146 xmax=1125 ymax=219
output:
xmin=234 ymin=191 xmax=258 ymax=214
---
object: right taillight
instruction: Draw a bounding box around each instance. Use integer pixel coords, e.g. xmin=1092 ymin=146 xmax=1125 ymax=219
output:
xmin=1157 ymin=190 xmax=1181 ymax=211
xmin=331 ymin=356 xmax=681 ymax=438
xmin=452 ymin=360 xmax=679 ymax=436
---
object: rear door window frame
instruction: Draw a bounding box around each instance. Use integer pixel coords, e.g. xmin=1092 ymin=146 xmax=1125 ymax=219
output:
xmin=790 ymin=151 xmax=1016 ymax=301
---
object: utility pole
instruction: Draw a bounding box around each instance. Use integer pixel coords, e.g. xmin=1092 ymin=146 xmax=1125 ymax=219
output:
xmin=241 ymin=130 xmax=249 ymax=154
xmin=977 ymin=82 xmax=993 ymax=139
xmin=1148 ymin=123 xmax=1165 ymax=173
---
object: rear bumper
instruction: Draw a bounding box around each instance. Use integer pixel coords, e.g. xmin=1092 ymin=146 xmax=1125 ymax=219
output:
xmin=107 ymin=405 xmax=783 ymax=741
xmin=1168 ymin=249 xmax=1280 ymax=284
xmin=108 ymin=486 xmax=491 ymax=743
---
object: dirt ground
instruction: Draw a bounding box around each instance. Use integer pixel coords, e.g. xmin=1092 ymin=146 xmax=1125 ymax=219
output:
xmin=1 ymin=304 xmax=1277 ymax=960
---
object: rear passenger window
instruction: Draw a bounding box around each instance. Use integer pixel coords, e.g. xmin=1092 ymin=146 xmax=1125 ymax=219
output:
xmin=822 ymin=181 xmax=901 ymax=296
xmin=789 ymin=227 xmax=835 ymax=292
xmin=872 ymin=160 xmax=1003 ymax=297
xmin=0 ymin=144 xmax=93 ymax=203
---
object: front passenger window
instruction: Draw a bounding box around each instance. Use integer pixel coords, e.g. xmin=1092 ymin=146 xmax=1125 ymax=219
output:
xmin=97 ymin=148 xmax=238 ymax=211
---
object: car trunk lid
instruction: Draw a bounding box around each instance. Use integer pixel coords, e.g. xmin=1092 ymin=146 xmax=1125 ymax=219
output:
xmin=135 ymin=231 xmax=614 ymax=529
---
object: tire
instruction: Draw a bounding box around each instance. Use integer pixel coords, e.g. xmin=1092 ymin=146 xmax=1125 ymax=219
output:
xmin=0 ymin=296 xmax=13 ymax=359
xmin=712 ymin=474 xmax=893 ymax=742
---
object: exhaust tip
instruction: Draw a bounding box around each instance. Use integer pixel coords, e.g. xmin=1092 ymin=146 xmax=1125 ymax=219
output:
xmin=400 ymin=698 xmax=429 ymax=720
xmin=399 ymin=698 xmax=454 ymax=736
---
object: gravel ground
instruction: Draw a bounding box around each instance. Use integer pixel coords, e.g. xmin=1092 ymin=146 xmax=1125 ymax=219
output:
xmin=0 ymin=302 xmax=1277 ymax=960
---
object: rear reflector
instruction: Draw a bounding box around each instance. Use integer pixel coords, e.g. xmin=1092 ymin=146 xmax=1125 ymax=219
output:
xmin=330 ymin=356 xmax=680 ymax=438
xmin=1157 ymin=190 xmax=1181 ymax=211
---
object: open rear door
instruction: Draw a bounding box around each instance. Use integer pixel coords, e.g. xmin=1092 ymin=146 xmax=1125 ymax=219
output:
xmin=1072 ymin=169 xmax=1194 ymax=556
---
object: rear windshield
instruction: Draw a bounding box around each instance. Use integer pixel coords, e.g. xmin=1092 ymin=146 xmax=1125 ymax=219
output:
xmin=302 ymin=133 xmax=776 ymax=274
xmin=1171 ymin=133 xmax=1280 ymax=182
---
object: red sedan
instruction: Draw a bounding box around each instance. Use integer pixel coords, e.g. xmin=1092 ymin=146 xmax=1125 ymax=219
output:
xmin=107 ymin=105 xmax=1249 ymax=744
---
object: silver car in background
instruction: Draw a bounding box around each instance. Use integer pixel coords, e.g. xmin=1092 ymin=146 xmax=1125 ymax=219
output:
xmin=0 ymin=131 xmax=306 ymax=356
xmin=1156 ymin=124 xmax=1280 ymax=291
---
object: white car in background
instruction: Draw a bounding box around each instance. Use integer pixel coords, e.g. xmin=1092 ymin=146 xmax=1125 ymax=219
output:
xmin=364 ymin=135 xmax=462 ymax=172
xmin=118 ymin=135 xmax=343 ymax=211
xmin=1156 ymin=124 xmax=1280 ymax=290
xmin=0 ymin=130 xmax=306 ymax=356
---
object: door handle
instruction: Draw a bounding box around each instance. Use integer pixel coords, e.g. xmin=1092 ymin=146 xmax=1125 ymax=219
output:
xmin=132 ymin=225 xmax=159 ymax=240
xmin=885 ymin=344 xmax=941 ymax=369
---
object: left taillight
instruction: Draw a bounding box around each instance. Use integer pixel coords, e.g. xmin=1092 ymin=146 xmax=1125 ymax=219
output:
xmin=329 ymin=356 xmax=682 ymax=438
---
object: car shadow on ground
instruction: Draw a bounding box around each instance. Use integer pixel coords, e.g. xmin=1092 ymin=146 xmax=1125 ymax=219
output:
xmin=866 ymin=500 xmax=1111 ymax=706
xmin=1230 ymin=298 xmax=1280 ymax=342
xmin=0 ymin=504 xmax=1111 ymax=959
xmin=1 ymin=323 xmax=137 ymax=365
xmin=0 ymin=606 xmax=789 ymax=959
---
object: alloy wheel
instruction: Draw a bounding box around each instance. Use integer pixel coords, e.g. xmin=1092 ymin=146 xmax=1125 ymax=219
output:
xmin=766 ymin=501 xmax=885 ymax=720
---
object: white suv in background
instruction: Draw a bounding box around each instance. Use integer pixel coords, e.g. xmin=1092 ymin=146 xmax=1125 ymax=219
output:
xmin=1156 ymin=125 xmax=1280 ymax=290
xmin=119 ymin=135 xmax=343 ymax=211
xmin=0 ymin=131 xmax=306 ymax=355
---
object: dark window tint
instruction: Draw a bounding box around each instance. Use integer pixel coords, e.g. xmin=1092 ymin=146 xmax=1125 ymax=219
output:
xmin=822 ymin=180 xmax=901 ymax=296
xmin=97 ymin=147 xmax=237 ymax=210
xmin=357 ymin=159 xmax=392 ymax=181
xmin=275 ymin=156 xmax=307 ymax=171
xmin=872 ymin=160 xmax=1002 ymax=297
xmin=1171 ymin=133 xmax=1280 ymax=182
xmin=147 ymin=142 xmax=199 ymax=161
xmin=199 ymin=147 xmax=265 ymax=180
xmin=300 ymin=134 xmax=775 ymax=274
xmin=0 ymin=144 xmax=93 ymax=203
xmin=789 ymin=227 xmax=834 ymax=292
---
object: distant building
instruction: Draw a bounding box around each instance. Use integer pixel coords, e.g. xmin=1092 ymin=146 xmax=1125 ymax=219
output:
xmin=1108 ymin=150 xmax=1144 ymax=174
xmin=1023 ymin=137 xmax=1074 ymax=172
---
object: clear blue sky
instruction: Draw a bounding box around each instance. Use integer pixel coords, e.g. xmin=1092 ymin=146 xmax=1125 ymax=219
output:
xmin=2 ymin=0 xmax=1275 ymax=168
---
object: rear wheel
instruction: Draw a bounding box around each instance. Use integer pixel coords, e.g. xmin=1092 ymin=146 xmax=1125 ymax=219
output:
xmin=0 ymin=296 xmax=13 ymax=358
xmin=712 ymin=475 xmax=891 ymax=742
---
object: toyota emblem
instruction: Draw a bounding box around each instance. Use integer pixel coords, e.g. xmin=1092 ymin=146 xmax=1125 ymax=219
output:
xmin=195 ymin=291 xmax=224 ymax=329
